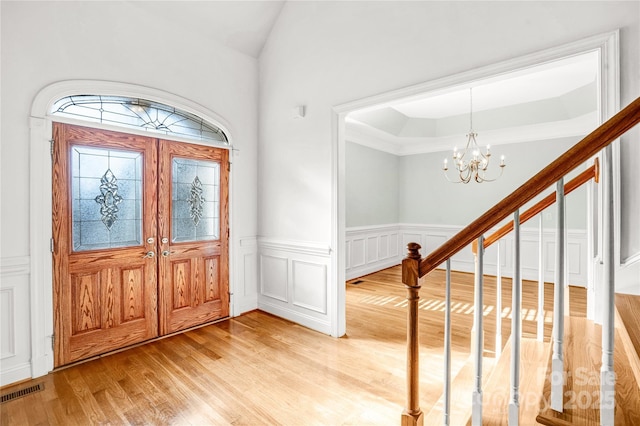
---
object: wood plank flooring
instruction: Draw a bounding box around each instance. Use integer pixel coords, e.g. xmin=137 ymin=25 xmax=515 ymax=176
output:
xmin=1 ymin=266 xmax=585 ymax=425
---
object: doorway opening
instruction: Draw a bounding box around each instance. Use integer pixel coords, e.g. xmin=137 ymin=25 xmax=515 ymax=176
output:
xmin=334 ymin=31 xmax=619 ymax=337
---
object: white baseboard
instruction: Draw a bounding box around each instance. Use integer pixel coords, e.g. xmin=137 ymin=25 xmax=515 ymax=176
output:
xmin=0 ymin=362 xmax=32 ymax=387
xmin=257 ymin=299 xmax=332 ymax=335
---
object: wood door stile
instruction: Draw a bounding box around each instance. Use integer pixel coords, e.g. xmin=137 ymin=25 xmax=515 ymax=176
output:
xmin=52 ymin=123 xmax=159 ymax=367
xmin=157 ymin=140 xmax=229 ymax=335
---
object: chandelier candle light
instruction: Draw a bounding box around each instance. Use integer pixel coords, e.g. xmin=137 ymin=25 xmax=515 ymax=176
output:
xmin=443 ymin=88 xmax=506 ymax=183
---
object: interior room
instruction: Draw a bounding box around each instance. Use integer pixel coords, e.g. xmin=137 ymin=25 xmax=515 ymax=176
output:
xmin=344 ymin=51 xmax=598 ymax=286
xmin=1 ymin=1 xmax=639 ymax=424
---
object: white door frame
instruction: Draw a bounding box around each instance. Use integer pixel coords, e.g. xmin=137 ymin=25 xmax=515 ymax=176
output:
xmin=29 ymin=80 xmax=236 ymax=377
xmin=332 ymin=30 xmax=620 ymax=334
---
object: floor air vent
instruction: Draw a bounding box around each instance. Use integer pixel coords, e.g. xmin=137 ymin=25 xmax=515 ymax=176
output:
xmin=1 ymin=383 xmax=43 ymax=403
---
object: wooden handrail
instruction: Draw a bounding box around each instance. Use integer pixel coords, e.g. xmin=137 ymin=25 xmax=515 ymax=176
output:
xmin=416 ymin=96 xmax=640 ymax=279
xmin=471 ymin=157 xmax=599 ymax=254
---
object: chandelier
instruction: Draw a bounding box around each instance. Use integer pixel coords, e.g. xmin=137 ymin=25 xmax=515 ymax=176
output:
xmin=442 ymin=88 xmax=505 ymax=183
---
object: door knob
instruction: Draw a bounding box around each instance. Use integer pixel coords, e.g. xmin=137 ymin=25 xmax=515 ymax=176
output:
xmin=161 ymin=250 xmax=174 ymax=257
xmin=142 ymin=251 xmax=155 ymax=259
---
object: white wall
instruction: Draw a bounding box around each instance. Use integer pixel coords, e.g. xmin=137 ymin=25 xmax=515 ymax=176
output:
xmin=259 ymin=1 xmax=639 ymax=332
xmin=0 ymin=1 xmax=259 ymax=385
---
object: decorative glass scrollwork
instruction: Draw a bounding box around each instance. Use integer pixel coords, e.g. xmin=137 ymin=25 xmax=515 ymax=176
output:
xmin=95 ymin=169 xmax=123 ymax=230
xmin=188 ymin=176 xmax=205 ymax=226
xmin=50 ymin=95 xmax=228 ymax=144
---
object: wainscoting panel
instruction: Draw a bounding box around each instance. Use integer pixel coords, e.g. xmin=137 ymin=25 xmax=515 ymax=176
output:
xmin=258 ymin=239 xmax=332 ymax=334
xmin=260 ymin=254 xmax=288 ymax=302
xmin=292 ymin=260 xmax=328 ymax=314
xmin=0 ymin=256 xmax=32 ymax=386
xmin=350 ymin=238 xmax=365 ymax=269
xmin=345 ymin=224 xmax=588 ymax=287
xmin=366 ymin=237 xmax=378 ymax=264
xmin=346 ymin=225 xmax=403 ymax=280
xmin=234 ymin=237 xmax=258 ymax=315
xmin=0 ymin=288 xmax=15 ymax=359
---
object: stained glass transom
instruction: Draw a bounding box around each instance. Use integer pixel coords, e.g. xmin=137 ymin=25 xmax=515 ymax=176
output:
xmin=72 ymin=146 xmax=143 ymax=251
xmin=51 ymin=95 xmax=228 ymax=144
xmin=172 ymin=158 xmax=220 ymax=243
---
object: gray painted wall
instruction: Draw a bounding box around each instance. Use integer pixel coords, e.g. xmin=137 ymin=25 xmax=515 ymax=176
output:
xmin=399 ymin=137 xmax=588 ymax=229
xmin=346 ymin=137 xmax=587 ymax=229
xmin=346 ymin=142 xmax=399 ymax=227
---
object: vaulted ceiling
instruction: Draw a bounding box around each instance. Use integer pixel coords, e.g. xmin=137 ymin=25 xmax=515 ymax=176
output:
xmin=126 ymin=0 xmax=286 ymax=58
xmin=126 ymin=1 xmax=599 ymax=157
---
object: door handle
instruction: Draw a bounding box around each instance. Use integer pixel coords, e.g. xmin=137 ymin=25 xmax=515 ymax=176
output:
xmin=161 ymin=250 xmax=174 ymax=257
xmin=142 ymin=251 xmax=155 ymax=259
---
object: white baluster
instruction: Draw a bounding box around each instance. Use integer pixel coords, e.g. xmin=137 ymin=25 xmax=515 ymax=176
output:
xmin=601 ymin=145 xmax=615 ymax=425
xmin=509 ymin=210 xmax=522 ymax=425
xmin=444 ymin=259 xmax=452 ymax=426
xmin=551 ymin=179 xmax=565 ymax=412
xmin=537 ymin=215 xmax=545 ymax=341
xmin=496 ymin=243 xmax=502 ymax=356
xmin=472 ymin=236 xmax=484 ymax=425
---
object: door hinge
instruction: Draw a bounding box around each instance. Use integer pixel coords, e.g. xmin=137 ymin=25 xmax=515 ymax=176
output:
xmin=51 ymin=334 xmax=55 ymax=351
xmin=49 ymin=139 xmax=55 ymax=156
xmin=50 ymin=238 xmax=54 ymax=253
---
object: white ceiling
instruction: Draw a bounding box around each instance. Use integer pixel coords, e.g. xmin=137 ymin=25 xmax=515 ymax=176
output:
xmin=126 ymin=0 xmax=286 ymax=58
xmin=346 ymin=50 xmax=600 ymax=155
xmin=392 ymin=52 xmax=598 ymax=119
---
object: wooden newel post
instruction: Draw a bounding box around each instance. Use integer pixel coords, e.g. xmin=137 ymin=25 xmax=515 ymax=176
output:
xmin=401 ymin=242 xmax=424 ymax=426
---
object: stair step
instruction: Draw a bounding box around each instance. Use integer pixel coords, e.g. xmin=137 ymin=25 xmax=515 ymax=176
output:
xmin=615 ymin=293 xmax=640 ymax=386
xmin=460 ymin=337 xmax=549 ymax=425
xmin=424 ymin=354 xmax=495 ymax=426
xmin=536 ymin=316 xmax=640 ymax=425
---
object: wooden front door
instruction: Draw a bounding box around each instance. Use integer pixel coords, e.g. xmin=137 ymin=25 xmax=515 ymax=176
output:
xmin=53 ymin=123 xmax=229 ymax=367
xmin=157 ymin=140 xmax=229 ymax=334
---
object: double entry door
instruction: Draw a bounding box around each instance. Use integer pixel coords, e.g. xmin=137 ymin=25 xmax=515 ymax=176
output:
xmin=52 ymin=123 xmax=229 ymax=367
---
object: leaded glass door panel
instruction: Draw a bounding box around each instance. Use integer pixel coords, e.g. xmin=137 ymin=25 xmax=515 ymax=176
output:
xmin=157 ymin=140 xmax=229 ymax=334
xmin=52 ymin=123 xmax=159 ymax=366
xmin=53 ymin=123 xmax=229 ymax=366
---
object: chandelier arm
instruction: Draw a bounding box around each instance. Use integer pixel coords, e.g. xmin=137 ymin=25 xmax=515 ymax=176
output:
xmin=475 ymin=164 xmax=506 ymax=183
xmin=442 ymin=169 xmax=466 ymax=184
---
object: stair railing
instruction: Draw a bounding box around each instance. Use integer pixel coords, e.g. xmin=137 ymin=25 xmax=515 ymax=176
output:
xmin=400 ymin=96 xmax=640 ymax=426
xmin=472 ymin=158 xmax=600 ymax=353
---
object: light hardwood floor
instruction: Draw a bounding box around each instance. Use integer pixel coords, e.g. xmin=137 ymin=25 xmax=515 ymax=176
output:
xmin=1 ymin=266 xmax=585 ymax=425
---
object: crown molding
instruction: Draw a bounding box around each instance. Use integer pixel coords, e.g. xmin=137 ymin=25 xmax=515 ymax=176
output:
xmin=345 ymin=111 xmax=597 ymax=156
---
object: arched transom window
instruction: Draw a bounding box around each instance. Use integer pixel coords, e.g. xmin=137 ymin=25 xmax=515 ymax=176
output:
xmin=51 ymin=95 xmax=228 ymax=144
